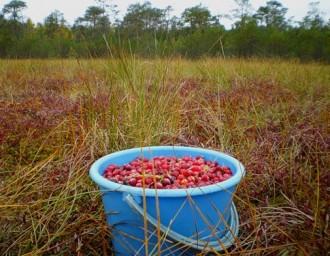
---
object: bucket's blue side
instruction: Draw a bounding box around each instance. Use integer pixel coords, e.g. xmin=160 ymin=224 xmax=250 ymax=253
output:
xmin=101 ymin=189 xmax=236 ymax=255
xmin=90 ymin=146 xmax=245 ymax=256
xmin=101 ymin=190 xmax=146 ymax=255
xmin=143 ymin=188 xmax=235 ymax=238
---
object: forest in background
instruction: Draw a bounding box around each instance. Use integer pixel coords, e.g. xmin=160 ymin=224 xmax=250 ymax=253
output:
xmin=0 ymin=0 xmax=330 ymax=61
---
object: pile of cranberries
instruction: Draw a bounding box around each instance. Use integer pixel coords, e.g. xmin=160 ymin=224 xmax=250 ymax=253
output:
xmin=103 ymin=156 xmax=233 ymax=189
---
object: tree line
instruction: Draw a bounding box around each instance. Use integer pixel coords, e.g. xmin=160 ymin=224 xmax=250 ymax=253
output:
xmin=0 ymin=0 xmax=329 ymax=61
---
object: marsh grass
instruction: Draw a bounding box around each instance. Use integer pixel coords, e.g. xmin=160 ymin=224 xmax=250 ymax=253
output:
xmin=0 ymin=58 xmax=329 ymax=255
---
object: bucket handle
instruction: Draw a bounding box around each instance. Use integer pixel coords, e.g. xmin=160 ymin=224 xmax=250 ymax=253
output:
xmin=123 ymin=194 xmax=239 ymax=251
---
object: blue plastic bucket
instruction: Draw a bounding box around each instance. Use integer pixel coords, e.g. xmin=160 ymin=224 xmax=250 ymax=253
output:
xmin=90 ymin=146 xmax=245 ymax=255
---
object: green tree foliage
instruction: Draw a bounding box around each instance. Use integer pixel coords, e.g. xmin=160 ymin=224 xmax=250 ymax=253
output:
xmin=231 ymin=0 xmax=253 ymax=27
xmin=182 ymin=4 xmax=213 ymax=30
xmin=2 ymin=0 xmax=26 ymax=21
xmin=119 ymin=2 xmax=171 ymax=56
xmin=301 ymin=1 xmax=324 ymax=29
xmin=83 ymin=6 xmax=106 ymax=28
xmin=254 ymin=1 xmax=288 ymax=28
xmin=0 ymin=0 xmax=329 ymax=61
xmin=251 ymin=1 xmax=289 ymax=57
xmin=0 ymin=14 xmax=13 ymax=56
xmin=122 ymin=2 xmax=166 ymax=34
xmin=292 ymin=2 xmax=329 ymax=60
xmin=44 ymin=10 xmax=66 ymax=37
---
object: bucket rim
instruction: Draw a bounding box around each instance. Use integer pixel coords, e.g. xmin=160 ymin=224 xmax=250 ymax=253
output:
xmin=89 ymin=146 xmax=245 ymax=197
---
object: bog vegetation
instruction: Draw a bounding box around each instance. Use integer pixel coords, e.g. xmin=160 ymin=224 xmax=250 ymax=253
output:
xmin=0 ymin=0 xmax=330 ymax=255
xmin=0 ymin=58 xmax=329 ymax=255
xmin=0 ymin=0 xmax=330 ymax=61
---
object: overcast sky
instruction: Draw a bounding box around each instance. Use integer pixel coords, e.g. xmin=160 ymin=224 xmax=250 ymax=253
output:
xmin=1 ymin=0 xmax=330 ymax=27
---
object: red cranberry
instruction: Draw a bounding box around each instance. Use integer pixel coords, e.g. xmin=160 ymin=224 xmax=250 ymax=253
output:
xmin=103 ymin=155 xmax=233 ymax=189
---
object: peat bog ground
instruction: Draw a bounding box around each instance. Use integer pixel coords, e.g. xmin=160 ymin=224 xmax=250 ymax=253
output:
xmin=0 ymin=58 xmax=329 ymax=255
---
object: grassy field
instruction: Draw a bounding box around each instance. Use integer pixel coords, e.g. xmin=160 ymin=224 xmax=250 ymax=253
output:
xmin=0 ymin=58 xmax=329 ymax=255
